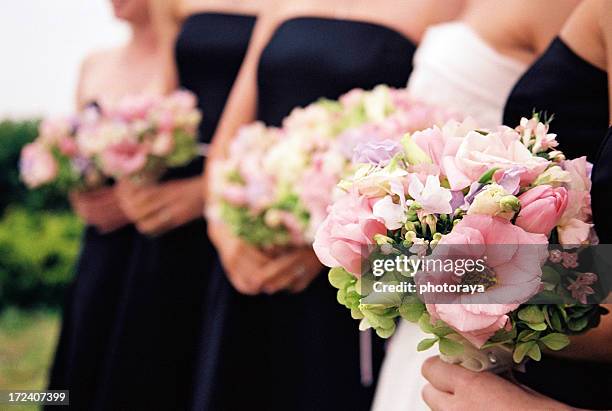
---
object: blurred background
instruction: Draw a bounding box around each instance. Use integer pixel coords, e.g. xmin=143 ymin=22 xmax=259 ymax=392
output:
xmin=0 ymin=0 xmax=127 ymax=400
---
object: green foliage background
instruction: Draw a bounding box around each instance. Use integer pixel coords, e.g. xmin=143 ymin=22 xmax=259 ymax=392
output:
xmin=0 ymin=120 xmax=81 ymax=311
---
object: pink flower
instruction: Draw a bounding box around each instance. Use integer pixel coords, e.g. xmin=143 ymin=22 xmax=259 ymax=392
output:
xmin=20 ymin=143 xmax=58 ymax=188
xmin=515 ymin=185 xmax=568 ymax=236
xmin=419 ymin=215 xmax=548 ymax=347
xmin=314 ymin=190 xmax=386 ymax=276
xmin=109 ymin=94 xmax=157 ymax=122
xmin=58 ymin=136 xmax=79 ymax=157
xmin=557 ymin=157 xmax=594 ymax=246
xmin=408 ymin=174 xmax=453 ymax=215
xmin=298 ymin=160 xmax=339 ymax=234
xmin=101 ymin=140 xmax=148 ymax=177
xmin=567 ymin=272 xmax=597 ymax=304
xmin=38 ymin=117 xmax=73 ymax=144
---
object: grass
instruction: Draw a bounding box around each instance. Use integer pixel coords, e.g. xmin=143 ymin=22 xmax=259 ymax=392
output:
xmin=0 ymin=308 xmax=60 ymax=411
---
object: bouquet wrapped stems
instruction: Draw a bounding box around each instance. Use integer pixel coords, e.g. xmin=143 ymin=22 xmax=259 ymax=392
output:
xmin=439 ymin=334 xmax=517 ymax=374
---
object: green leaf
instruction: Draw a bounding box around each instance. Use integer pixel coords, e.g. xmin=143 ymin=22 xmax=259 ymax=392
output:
xmin=432 ymin=324 xmax=455 ymax=337
xmin=527 ymin=343 xmax=542 ymax=361
xmin=438 ymin=337 xmax=464 ymax=356
xmin=526 ymin=322 xmax=548 ymax=331
xmin=329 ymin=267 xmax=354 ymax=289
xmin=513 ymin=341 xmax=536 ymax=363
xmin=398 ymin=301 xmax=425 ymax=323
xmin=401 ymin=134 xmax=433 ymax=165
xmin=376 ymin=323 xmax=396 ymax=339
xmin=568 ymin=317 xmax=589 ymax=332
xmin=550 ymin=309 xmax=563 ymax=331
xmin=518 ymin=306 xmax=545 ymax=324
xmin=517 ymin=329 xmax=540 ymax=342
xmin=418 ymin=313 xmax=435 ymax=334
xmin=538 ymin=333 xmax=570 ymax=351
xmin=417 ymin=338 xmax=439 ymax=352
xmin=350 ymin=308 xmax=364 ymax=320
xmin=541 ymin=266 xmax=561 ymax=285
xmin=336 ymin=289 xmax=347 ymax=306
xmin=478 ymin=168 xmax=500 ymax=184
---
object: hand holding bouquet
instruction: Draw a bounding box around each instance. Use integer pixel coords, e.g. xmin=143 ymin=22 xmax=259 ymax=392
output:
xmin=314 ymin=115 xmax=608 ymax=371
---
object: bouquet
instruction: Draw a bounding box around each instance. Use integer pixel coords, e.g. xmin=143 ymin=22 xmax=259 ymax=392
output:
xmin=314 ymin=115 xmax=608 ymax=372
xmin=212 ymin=85 xmax=454 ymax=249
xmin=19 ymin=108 xmax=107 ymax=192
xmin=95 ymin=90 xmax=202 ymax=182
xmin=20 ymin=90 xmax=202 ymax=192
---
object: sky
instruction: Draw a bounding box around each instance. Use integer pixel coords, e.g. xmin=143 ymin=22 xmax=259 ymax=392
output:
xmin=0 ymin=0 xmax=129 ymax=119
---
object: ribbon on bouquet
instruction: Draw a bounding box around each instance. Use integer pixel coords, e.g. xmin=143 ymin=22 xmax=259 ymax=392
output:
xmin=359 ymin=329 xmax=374 ymax=386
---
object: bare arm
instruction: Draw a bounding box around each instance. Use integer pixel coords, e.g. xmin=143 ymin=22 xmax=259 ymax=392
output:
xmin=150 ymin=0 xmax=181 ymax=93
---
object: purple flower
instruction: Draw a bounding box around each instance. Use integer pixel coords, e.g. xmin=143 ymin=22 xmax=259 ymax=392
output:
xmin=567 ymin=272 xmax=597 ymax=304
xmin=495 ymin=167 xmax=523 ymax=195
xmin=352 ymin=139 xmax=402 ymax=166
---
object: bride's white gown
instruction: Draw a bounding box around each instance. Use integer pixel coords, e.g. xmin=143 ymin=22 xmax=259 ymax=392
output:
xmin=372 ymin=22 xmax=527 ymax=411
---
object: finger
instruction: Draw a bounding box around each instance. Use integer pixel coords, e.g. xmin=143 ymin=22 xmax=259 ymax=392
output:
xmin=422 ymin=383 xmax=453 ymax=411
xmin=288 ymin=268 xmax=320 ymax=293
xmin=259 ymin=251 xmax=305 ymax=292
xmin=422 ymin=356 xmax=476 ymax=394
xmin=136 ymin=210 xmax=174 ymax=236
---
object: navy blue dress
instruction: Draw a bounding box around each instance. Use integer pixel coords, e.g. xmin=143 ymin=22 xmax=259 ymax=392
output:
xmin=201 ymin=17 xmax=416 ymax=411
xmin=503 ymin=37 xmax=612 ymax=410
xmin=48 ymin=13 xmax=255 ymax=411
xmin=503 ymin=38 xmax=609 ymax=161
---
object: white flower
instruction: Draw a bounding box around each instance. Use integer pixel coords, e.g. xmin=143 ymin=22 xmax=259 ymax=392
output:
xmin=407 ymin=174 xmax=452 ymax=215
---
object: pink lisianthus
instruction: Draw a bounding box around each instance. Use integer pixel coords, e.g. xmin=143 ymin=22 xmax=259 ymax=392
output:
xmin=20 ymin=143 xmax=59 ymax=188
xmin=515 ymin=185 xmax=568 ymax=236
xmin=410 ymin=118 xmax=478 ymax=168
xmin=420 ymin=215 xmax=548 ymax=347
xmin=314 ymin=190 xmax=386 ymax=276
xmin=101 ymin=140 xmax=149 ymax=177
xmin=557 ymin=157 xmax=594 ymax=246
xmin=443 ymin=128 xmax=549 ymax=190
xmin=427 ymin=304 xmax=514 ymax=348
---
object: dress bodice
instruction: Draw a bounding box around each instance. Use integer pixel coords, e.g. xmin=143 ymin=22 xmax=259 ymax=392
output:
xmin=592 ymin=127 xmax=612 ymax=243
xmin=257 ymin=17 xmax=416 ymax=126
xmin=407 ymin=22 xmax=527 ymax=129
xmin=175 ymin=12 xmax=256 ymax=143
xmin=503 ymin=38 xmax=609 ymax=161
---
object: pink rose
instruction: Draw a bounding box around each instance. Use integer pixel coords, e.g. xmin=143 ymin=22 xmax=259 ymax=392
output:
xmin=314 ymin=190 xmax=386 ymax=276
xmin=101 ymin=140 xmax=148 ymax=177
xmin=516 ymin=185 xmax=568 ymax=236
xmin=419 ymin=215 xmax=548 ymax=347
xmin=20 ymin=143 xmax=58 ymax=188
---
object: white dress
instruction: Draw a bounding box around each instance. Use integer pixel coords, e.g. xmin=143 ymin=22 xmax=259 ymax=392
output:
xmin=372 ymin=22 xmax=527 ymax=411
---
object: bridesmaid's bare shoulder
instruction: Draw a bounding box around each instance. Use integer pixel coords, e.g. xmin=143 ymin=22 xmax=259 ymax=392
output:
xmin=560 ymin=0 xmax=607 ymax=71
